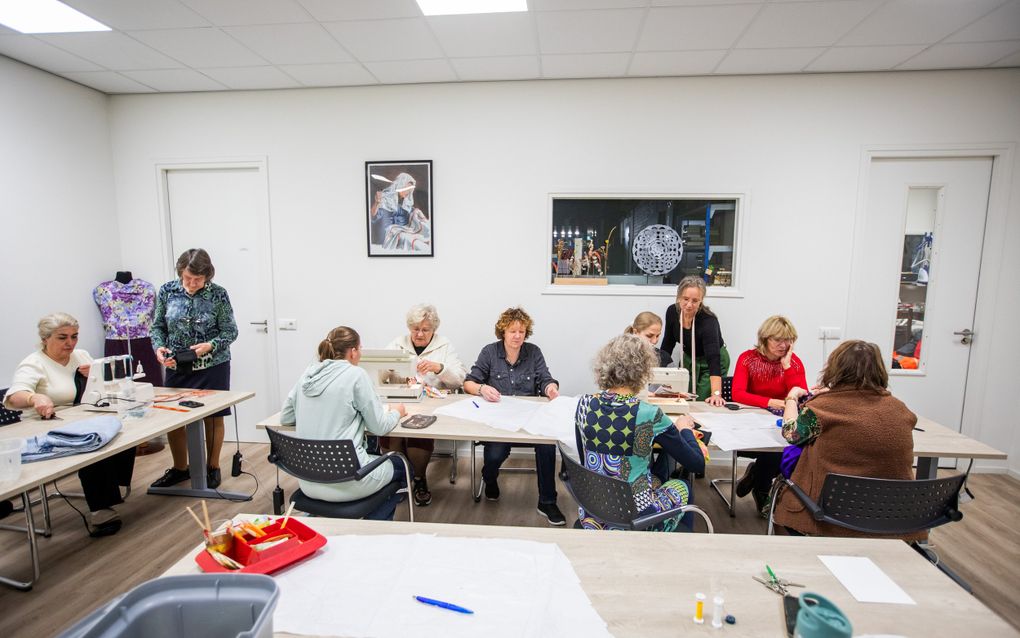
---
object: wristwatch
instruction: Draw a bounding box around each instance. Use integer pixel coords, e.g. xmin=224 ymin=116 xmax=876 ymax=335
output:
xmin=712 ymin=390 xmax=721 ymax=397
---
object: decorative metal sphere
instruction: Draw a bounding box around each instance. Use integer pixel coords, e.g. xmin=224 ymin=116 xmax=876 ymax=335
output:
xmin=632 ymin=224 xmax=683 ymax=275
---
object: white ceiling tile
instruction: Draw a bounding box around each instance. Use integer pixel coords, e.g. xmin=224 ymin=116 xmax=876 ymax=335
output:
xmin=537 ymin=9 xmax=645 ymax=54
xmin=541 ymin=52 xmax=631 ymax=77
xmin=638 ymin=5 xmax=761 ymax=51
xmin=806 ymin=45 xmax=925 ymax=72
xmin=946 ymin=0 xmax=1020 ymax=44
xmin=840 ymin=0 xmax=1005 ymax=46
xmin=179 ymin=0 xmax=312 ymax=26
xmin=62 ymin=0 xmax=209 ymax=30
xmin=121 ymin=68 xmax=227 ymax=92
xmin=990 ymin=49 xmax=1020 ymax=66
xmin=298 ymin=0 xmax=422 ymax=21
xmin=63 ymin=70 xmax=156 ymax=93
xmin=0 ymin=35 xmax=103 ymax=72
xmin=898 ymin=40 xmax=1020 ymax=70
xmin=737 ymin=0 xmax=881 ymax=49
xmin=534 ymin=0 xmax=648 ymax=9
xmin=36 ymin=32 xmax=182 ymax=70
xmin=427 ymin=13 xmax=537 ymax=57
xmin=451 ymin=56 xmax=540 ymax=80
xmin=279 ymin=62 xmax=379 ymax=86
xmin=628 ymin=49 xmax=727 ymax=75
xmin=715 ymin=47 xmax=825 ymax=74
xmin=130 ymin=28 xmax=268 ymax=67
xmin=363 ymin=58 xmax=457 ymax=83
xmin=198 ymin=66 xmax=302 ymax=89
xmin=223 ymin=23 xmax=352 ymax=64
xmin=324 ymin=18 xmax=443 ymax=61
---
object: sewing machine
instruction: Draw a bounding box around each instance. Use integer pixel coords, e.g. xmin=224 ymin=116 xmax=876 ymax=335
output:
xmin=359 ymin=349 xmax=423 ymax=402
xmin=642 ymin=367 xmax=691 ymax=414
xmin=82 ymin=355 xmax=154 ymax=413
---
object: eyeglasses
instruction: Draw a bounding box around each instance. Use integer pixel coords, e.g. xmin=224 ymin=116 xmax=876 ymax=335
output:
xmin=769 ymin=337 xmax=795 ymax=344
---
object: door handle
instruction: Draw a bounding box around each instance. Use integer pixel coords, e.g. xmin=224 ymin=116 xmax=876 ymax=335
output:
xmin=953 ymin=329 xmax=974 ymax=344
xmin=250 ymin=320 xmax=268 ymax=333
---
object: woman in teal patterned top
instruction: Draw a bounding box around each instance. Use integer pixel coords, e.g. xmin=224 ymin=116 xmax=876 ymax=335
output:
xmin=574 ymin=334 xmax=707 ymax=532
xmin=150 ymin=248 xmax=238 ymax=490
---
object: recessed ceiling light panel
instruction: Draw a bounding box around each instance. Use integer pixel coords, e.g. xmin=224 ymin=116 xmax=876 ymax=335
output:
xmin=0 ymin=0 xmax=110 ymax=34
xmin=417 ymin=0 xmax=527 ymax=17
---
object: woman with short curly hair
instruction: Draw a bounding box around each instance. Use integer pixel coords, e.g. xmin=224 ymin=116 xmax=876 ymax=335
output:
xmin=574 ymin=334 xmax=707 ymax=532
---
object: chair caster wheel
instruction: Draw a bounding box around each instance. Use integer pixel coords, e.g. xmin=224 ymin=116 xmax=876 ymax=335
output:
xmin=473 ymin=495 xmax=481 ymax=503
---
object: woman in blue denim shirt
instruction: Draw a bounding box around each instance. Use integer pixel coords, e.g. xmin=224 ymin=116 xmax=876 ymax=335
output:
xmin=463 ymin=307 xmax=565 ymax=526
xmin=150 ymin=249 xmax=238 ymax=490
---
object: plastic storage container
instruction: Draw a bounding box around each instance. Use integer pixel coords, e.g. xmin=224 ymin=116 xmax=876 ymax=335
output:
xmin=58 ymin=574 xmax=279 ymax=638
xmin=0 ymin=438 xmax=23 ymax=483
xmin=195 ymin=516 xmax=326 ymax=575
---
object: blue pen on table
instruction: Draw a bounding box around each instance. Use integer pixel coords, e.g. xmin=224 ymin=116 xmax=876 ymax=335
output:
xmin=472 ymin=400 xmax=479 ymax=408
xmin=414 ymin=595 xmax=474 ymax=615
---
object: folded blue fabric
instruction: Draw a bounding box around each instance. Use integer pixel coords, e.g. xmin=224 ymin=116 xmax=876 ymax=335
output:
xmin=22 ymin=415 xmax=123 ymax=463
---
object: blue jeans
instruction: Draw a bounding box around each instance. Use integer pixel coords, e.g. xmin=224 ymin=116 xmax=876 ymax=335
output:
xmin=365 ymin=456 xmax=409 ymax=521
xmin=482 ymin=443 xmax=557 ymax=504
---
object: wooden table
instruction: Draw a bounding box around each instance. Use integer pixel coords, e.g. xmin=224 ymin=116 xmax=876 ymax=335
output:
xmin=0 ymin=388 xmax=253 ymax=590
xmin=163 ymin=517 xmax=1019 ymax=637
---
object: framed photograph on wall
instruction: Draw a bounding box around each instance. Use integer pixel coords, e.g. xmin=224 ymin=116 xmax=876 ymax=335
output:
xmin=365 ymin=160 xmax=433 ymax=257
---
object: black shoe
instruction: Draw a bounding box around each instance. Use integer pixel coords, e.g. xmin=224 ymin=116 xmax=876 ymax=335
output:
xmin=752 ymin=487 xmax=770 ymax=517
xmin=735 ymin=461 xmax=757 ymax=497
xmin=484 ymin=480 xmax=500 ymax=501
xmin=207 ymin=467 xmax=221 ymax=489
xmin=412 ymin=477 xmax=432 ymax=506
xmin=537 ymin=502 xmax=566 ymax=526
xmin=151 ymin=467 xmax=190 ymax=489
xmin=88 ymin=519 xmax=122 ymax=538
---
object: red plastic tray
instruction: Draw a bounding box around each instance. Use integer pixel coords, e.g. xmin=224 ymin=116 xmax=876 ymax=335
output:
xmin=194 ymin=517 xmax=326 ymax=575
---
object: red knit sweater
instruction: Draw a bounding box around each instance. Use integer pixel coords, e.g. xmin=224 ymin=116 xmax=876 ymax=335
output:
xmin=731 ymin=349 xmax=807 ymax=408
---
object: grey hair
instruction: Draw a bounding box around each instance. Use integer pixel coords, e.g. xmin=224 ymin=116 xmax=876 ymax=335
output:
xmin=406 ymin=303 xmax=441 ymax=330
xmin=592 ymin=334 xmax=658 ymax=393
xmin=38 ymin=312 xmax=79 ymax=345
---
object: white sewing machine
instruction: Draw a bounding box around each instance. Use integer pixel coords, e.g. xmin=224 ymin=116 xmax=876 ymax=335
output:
xmin=641 ymin=367 xmax=691 ymax=414
xmin=359 ymin=349 xmax=423 ymax=402
xmin=82 ymin=355 xmax=154 ymax=412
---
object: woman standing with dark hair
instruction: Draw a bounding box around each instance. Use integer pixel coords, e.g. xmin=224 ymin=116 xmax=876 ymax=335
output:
xmin=280 ymin=326 xmax=409 ymax=520
xmin=773 ymin=340 xmax=921 ymax=539
xmin=150 ymin=249 xmax=238 ymax=489
xmin=660 ymin=276 xmax=730 ymax=406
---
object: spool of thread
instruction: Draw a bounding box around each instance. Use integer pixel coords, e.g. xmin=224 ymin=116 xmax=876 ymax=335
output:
xmin=712 ymin=595 xmax=724 ymax=628
xmin=693 ymin=592 xmax=706 ymax=624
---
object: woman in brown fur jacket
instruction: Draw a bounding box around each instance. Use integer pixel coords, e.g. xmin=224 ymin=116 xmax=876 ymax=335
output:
xmin=772 ymin=340 xmax=923 ymax=540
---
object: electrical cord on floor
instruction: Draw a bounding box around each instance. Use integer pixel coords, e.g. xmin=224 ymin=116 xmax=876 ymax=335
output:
xmin=51 ymin=482 xmax=95 ymax=536
xmin=210 ymin=468 xmax=259 ymax=503
xmin=209 ymin=405 xmax=256 ymax=502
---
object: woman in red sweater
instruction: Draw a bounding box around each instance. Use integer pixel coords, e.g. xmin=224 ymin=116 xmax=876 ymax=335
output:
xmin=731 ymin=316 xmax=807 ymax=513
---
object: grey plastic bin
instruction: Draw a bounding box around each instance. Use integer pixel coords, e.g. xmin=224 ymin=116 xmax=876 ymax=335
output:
xmin=59 ymin=574 xmax=279 ymax=638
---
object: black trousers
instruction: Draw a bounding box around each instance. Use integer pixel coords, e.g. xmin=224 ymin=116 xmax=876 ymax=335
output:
xmin=742 ymin=451 xmax=782 ymax=493
xmin=78 ymin=447 xmax=136 ymax=512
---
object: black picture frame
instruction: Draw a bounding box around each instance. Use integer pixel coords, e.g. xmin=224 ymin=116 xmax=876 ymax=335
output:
xmin=365 ymin=160 xmax=433 ymax=257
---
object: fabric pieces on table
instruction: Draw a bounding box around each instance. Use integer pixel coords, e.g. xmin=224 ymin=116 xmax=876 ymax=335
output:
xmin=269 ymin=533 xmax=611 ymax=638
xmin=21 ymin=415 xmax=122 ymax=463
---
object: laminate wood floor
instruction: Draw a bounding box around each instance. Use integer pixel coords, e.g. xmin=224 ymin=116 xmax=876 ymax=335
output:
xmin=0 ymin=444 xmax=1016 ymax=637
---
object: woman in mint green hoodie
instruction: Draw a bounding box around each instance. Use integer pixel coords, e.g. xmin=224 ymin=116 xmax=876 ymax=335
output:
xmin=281 ymin=326 xmax=409 ymax=520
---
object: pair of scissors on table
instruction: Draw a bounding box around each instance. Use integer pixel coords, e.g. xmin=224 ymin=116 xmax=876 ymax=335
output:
xmin=752 ymin=564 xmax=805 ymax=596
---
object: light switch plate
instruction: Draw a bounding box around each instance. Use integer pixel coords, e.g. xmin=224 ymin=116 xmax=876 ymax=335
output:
xmin=279 ymin=318 xmax=297 ymax=331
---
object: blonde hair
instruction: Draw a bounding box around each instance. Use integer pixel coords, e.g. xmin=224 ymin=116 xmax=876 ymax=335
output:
xmin=592 ymin=334 xmax=658 ymax=393
xmin=495 ymin=307 xmax=534 ymax=340
xmin=318 ymin=326 xmax=360 ymax=361
xmin=38 ymin=312 xmax=79 ymax=346
xmin=756 ymin=315 xmax=798 ymax=353
xmin=624 ymin=311 xmax=662 ymax=336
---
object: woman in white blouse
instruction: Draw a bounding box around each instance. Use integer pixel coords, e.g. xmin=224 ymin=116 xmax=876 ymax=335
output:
xmin=4 ymin=313 xmax=136 ymax=536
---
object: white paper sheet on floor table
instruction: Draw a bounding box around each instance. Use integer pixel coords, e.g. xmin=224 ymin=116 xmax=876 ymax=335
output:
xmin=269 ymin=533 xmax=612 ymax=638
xmin=818 ymin=555 xmax=916 ymax=605
xmin=691 ymin=412 xmax=788 ymax=451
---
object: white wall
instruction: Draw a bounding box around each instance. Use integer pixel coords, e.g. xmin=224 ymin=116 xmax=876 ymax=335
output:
xmin=0 ymin=57 xmax=120 ymax=383
xmin=105 ymin=69 xmax=1020 ymax=473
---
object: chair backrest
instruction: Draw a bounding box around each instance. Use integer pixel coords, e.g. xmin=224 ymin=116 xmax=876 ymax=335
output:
xmin=721 ymin=376 xmax=733 ymax=402
xmin=816 ymin=473 xmax=965 ymax=534
xmin=558 ymin=442 xmax=638 ymax=528
xmin=266 ymin=428 xmax=362 ymax=484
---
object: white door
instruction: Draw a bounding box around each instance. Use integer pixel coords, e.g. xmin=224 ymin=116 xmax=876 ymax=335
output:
xmin=847 ymin=157 xmax=992 ymax=434
xmin=164 ymin=165 xmax=277 ymax=442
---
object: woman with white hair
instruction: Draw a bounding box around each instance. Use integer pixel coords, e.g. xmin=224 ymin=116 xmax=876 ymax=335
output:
xmin=574 ymin=334 xmax=707 ymax=531
xmin=4 ymin=313 xmax=136 ymax=537
xmin=380 ymin=303 xmax=466 ymax=506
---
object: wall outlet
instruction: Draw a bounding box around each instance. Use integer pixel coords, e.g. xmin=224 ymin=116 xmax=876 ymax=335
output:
xmin=818 ymin=327 xmax=841 ymax=339
xmin=279 ymin=318 xmax=297 ymax=331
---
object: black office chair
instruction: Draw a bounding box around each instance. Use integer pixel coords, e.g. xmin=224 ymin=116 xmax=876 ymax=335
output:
xmin=767 ymin=472 xmax=969 ymax=589
xmin=266 ymin=428 xmax=414 ymax=522
xmin=558 ymin=442 xmax=713 ymax=533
